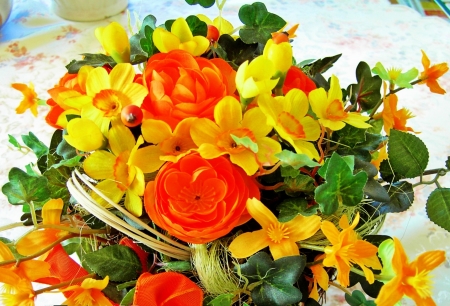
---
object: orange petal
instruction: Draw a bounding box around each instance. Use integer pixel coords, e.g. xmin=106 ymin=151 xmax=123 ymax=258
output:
xmin=269 ymin=239 xmax=300 ymax=260
xmin=246 ymin=198 xmax=278 ymax=229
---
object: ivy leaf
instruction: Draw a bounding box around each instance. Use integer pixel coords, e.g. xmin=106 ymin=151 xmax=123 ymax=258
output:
xmin=317 ymin=154 xmax=354 ymax=179
xmin=238 ymin=2 xmax=286 ymax=44
xmin=278 ymin=174 xmax=316 ymax=196
xmin=186 ymin=15 xmax=207 ymax=37
xmin=275 ymin=150 xmax=321 ymax=169
xmin=1 ymin=168 xmax=50 ymax=205
xmin=337 ymin=132 xmax=386 ymax=162
xmin=332 ymin=124 xmax=367 ymax=148
xmin=8 ymin=134 xmax=21 ymax=149
xmin=21 ymin=132 xmax=48 ymax=159
xmin=347 ymin=61 xmax=382 ymax=111
xmin=231 ymin=134 xmax=258 ymax=153
xmin=280 ymin=165 xmax=301 ymax=178
xmin=388 ymin=130 xmax=429 ymax=179
xmin=55 ymin=130 xmax=78 ymax=160
xmin=276 ymin=198 xmax=319 ymax=221
xmin=315 ymin=152 xmax=367 ymax=215
xmin=207 ymin=293 xmax=234 ymax=306
xmin=41 ymin=154 xmax=72 ymax=204
xmin=83 ymin=245 xmax=142 ymax=282
xmin=302 ymin=54 xmax=342 ymax=77
xmin=426 ymin=188 xmax=450 ymax=232
xmin=237 ymin=252 xmax=305 ymax=306
xmin=66 ymin=53 xmax=116 ymax=74
xmin=184 ymin=0 xmax=215 ymax=8
xmin=217 ymin=35 xmax=258 ymax=69
xmin=345 ymin=290 xmax=377 ymax=306
xmin=369 ymin=181 xmax=414 ymax=215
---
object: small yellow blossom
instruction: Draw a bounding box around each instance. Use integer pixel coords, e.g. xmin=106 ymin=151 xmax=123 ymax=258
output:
xmin=61 ymin=276 xmax=113 ymax=306
xmin=11 ymin=82 xmax=39 ymax=117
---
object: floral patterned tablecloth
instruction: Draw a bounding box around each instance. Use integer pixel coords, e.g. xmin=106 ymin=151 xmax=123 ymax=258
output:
xmin=0 ymin=0 xmax=449 ymax=305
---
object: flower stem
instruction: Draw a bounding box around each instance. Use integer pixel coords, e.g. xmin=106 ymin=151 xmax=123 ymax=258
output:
xmin=37 ymin=224 xmax=108 ymax=235
xmin=349 ymin=266 xmax=391 ymax=282
xmin=300 ymin=243 xmax=325 ymax=252
xmin=29 ymin=201 xmax=38 ymax=229
xmin=328 ymin=281 xmax=352 ymax=296
xmin=306 ymin=258 xmax=324 ymax=267
xmin=33 ymin=273 xmax=97 ymax=295
xmin=0 ymin=222 xmax=25 ymax=233
xmin=412 ymin=168 xmax=448 ymax=188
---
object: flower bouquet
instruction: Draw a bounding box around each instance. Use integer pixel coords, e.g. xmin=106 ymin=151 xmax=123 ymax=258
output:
xmin=1 ymin=0 xmax=449 ymax=305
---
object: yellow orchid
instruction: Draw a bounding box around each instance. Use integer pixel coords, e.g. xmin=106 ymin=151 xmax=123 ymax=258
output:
xmin=321 ymin=212 xmax=382 ymax=287
xmin=60 ymin=276 xmax=113 ymax=306
xmin=141 ymin=117 xmax=197 ymax=166
xmin=95 ymin=21 xmax=130 ymax=63
xmin=228 ymin=198 xmax=322 ymax=260
xmin=375 ymin=237 xmax=446 ymax=306
xmin=191 ymin=96 xmax=281 ymax=175
xmin=309 ymin=75 xmax=371 ymax=131
xmin=0 ymin=270 xmax=35 ymax=306
xmin=83 ymin=118 xmax=158 ymax=216
xmin=153 ymin=17 xmax=210 ymax=56
xmin=235 ymin=56 xmax=279 ymax=102
xmin=258 ymin=89 xmax=321 ymax=161
xmin=16 ymin=198 xmax=70 ymax=256
xmin=65 ymin=63 xmax=147 ymax=136
xmin=419 ymin=50 xmax=449 ymax=94
xmin=197 ymin=14 xmax=234 ymax=36
xmin=64 ymin=118 xmax=106 ymax=152
xmin=11 ymin=82 xmax=39 ymax=117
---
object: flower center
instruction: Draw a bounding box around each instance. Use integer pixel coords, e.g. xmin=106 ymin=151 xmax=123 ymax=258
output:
xmin=277 ymin=111 xmax=305 ymax=138
xmin=405 ymin=269 xmax=433 ymax=299
xmin=326 ymin=99 xmax=348 ymax=120
xmin=160 ymin=136 xmax=196 ymax=156
xmin=266 ymin=222 xmax=290 ymax=243
xmin=216 ymin=128 xmax=256 ymax=154
xmin=93 ymin=89 xmax=127 ymax=117
xmin=387 ymin=67 xmax=402 ymax=81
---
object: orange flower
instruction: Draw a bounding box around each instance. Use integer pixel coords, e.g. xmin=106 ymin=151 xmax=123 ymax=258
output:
xmin=60 ymin=276 xmax=113 ymax=306
xmin=379 ymin=93 xmax=417 ymax=135
xmin=133 ymin=272 xmax=203 ymax=306
xmin=308 ymin=254 xmax=329 ymax=301
xmin=375 ymin=238 xmax=446 ymax=306
xmin=321 ymin=213 xmax=382 ymax=287
xmin=0 ymin=270 xmax=35 ymax=306
xmin=11 ymin=82 xmax=39 ymax=117
xmin=144 ymin=154 xmax=260 ymax=244
xmin=142 ymin=50 xmax=236 ymax=129
xmin=283 ymin=66 xmax=317 ymax=95
xmin=419 ymin=50 xmax=449 ymax=94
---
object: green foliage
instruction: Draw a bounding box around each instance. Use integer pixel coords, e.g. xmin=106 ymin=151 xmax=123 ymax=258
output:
xmin=302 ymin=54 xmax=342 ymax=77
xmin=315 ymin=153 xmax=368 ymax=215
xmin=347 ymin=61 xmax=382 ymax=112
xmin=238 ymin=2 xmax=286 ymax=44
xmin=185 ymin=0 xmax=215 ymax=8
xmin=278 ymin=174 xmax=316 ymax=196
xmin=8 ymin=134 xmax=21 ymax=149
xmin=345 ymin=290 xmax=377 ymax=306
xmin=446 ymin=156 xmax=450 ymax=170
xmin=1 ymin=167 xmax=50 ymax=205
xmin=216 ymin=34 xmax=258 ymax=69
xmin=333 ymin=124 xmax=367 ymax=148
xmin=426 ymin=188 xmax=450 ymax=232
xmin=103 ymin=281 xmax=128 ymax=304
xmin=129 ymin=15 xmax=157 ymax=63
xmin=66 ymin=53 xmax=116 ymax=74
xmin=83 ymin=245 xmax=142 ymax=282
xmin=276 ymin=198 xmax=319 ymax=221
xmin=21 ymin=132 xmax=48 ymax=159
xmin=206 ymin=293 xmax=234 ymax=306
xmin=162 ymin=261 xmax=192 ymax=272
xmin=369 ymin=181 xmax=414 ymax=215
xmin=337 ymin=132 xmax=386 ymax=162
xmin=276 ymin=150 xmax=321 ymax=169
xmin=120 ymin=287 xmax=136 ymax=306
xmin=231 ymin=134 xmax=258 ymax=153
xmin=237 ymin=252 xmax=305 ymax=306
xmin=56 ymin=130 xmax=78 ymax=160
xmin=388 ymin=130 xmax=429 ymax=179
xmin=186 ymin=15 xmax=208 ymax=37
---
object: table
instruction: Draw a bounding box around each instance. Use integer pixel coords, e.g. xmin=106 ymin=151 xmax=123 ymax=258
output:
xmin=1 ymin=0 xmax=449 ymax=305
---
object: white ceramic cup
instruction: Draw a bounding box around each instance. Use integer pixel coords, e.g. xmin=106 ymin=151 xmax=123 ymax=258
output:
xmin=52 ymin=0 xmax=128 ymax=22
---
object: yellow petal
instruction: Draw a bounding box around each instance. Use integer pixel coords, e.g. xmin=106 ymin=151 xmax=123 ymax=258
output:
xmin=328 ymin=75 xmax=343 ymax=104
xmin=214 ymin=96 xmax=242 ymax=131
xmin=91 ymin=180 xmax=124 ymax=208
xmin=228 ymin=229 xmax=269 ymax=258
xmin=191 ymin=36 xmax=210 ymax=56
xmin=109 ymin=63 xmax=135 ymax=91
xmin=141 ymin=119 xmax=173 ymax=144
xmin=86 ymin=67 xmax=110 ymax=96
xmin=321 ymin=220 xmax=340 ymax=245
xmin=81 ymin=276 xmax=109 ymax=290
xmin=197 ymin=143 xmax=226 ymax=159
xmin=171 ymin=18 xmax=194 ymax=43
xmin=125 ymin=190 xmax=143 ymax=217
xmin=42 ymin=198 xmax=64 ymax=225
xmin=235 ymin=60 xmax=249 ymax=93
xmin=343 ymin=113 xmax=372 ymax=129
xmin=213 ymin=16 xmax=234 ymax=35
xmin=246 ymin=198 xmax=278 ymax=229
xmin=129 ymin=145 xmax=165 ymax=173
xmin=98 ymin=21 xmax=130 ymax=63
xmin=197 ymin=14 xmax=212 ymax=25
xmin=230 ymin=150 xmax=259 ymax=175
xmin=286 ymin=89 xmax=309 ymax=120
xmin=109 ymin=118 xmax=136 ymax=155
xmin=64 ymin=118 xmax=106 ymax=152
xmin=84 ymin=150 xmax=116 ymax=179
xmin=310 ymin=264 xmax=329 ymax=290
xmin=153 ymin=27 xmax=180 ymax=53
xmin=0 ymin=241 xmax=14 ymax=261
xmin=286 ymin=214 xmax=321 ymax=242
xmin=242 ymin=107 xmax=272 ymax=139
xmin=191 ymin=118 xmax=221 ymax=145
xmin=258 ymin=93 xmax=282 ymax=127
xmin=256 ymin=137 xmax=281 ymax=165
xmin=269 ymin=239 xmax=299 ymax=260
xmin=121 ymin=83 xmax=148 ymax=107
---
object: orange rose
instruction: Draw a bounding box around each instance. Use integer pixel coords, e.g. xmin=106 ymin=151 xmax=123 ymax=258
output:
xmin=283 ymin=65 xmax=316 ymax=95
xmin=144 ymin=154 xmax=260 ymax=244
xmin=142 ymin=50 xmax=236 ymax=129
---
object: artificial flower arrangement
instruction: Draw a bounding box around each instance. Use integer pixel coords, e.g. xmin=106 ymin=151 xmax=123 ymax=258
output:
xmin=1 ymin=0 xmax=449 ymax=305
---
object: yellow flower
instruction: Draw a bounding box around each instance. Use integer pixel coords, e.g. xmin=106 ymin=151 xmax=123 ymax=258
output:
xmin=263 ymin=38 xmax=292 ymax=76
xmin=191 ymin=96 xmax=281 ymax=175
xmin=419 ymin=50 xmax=449 ymax=94
xmin=309 ymin=75 xmax=371 ymax=131
xmin=141 ymin=117 xmax=197 ymax=166
xmin=321 ymin=213 xmax=382 ymax=287
xmin=64 ymin=118 xmax=106 ymax=152
xmin=61 ymin=276 xmax=113 ymax=306
xmin=258 ymin=89 xmax=321 ymax=161
xmin=153 ymin=17 xmax=210 ymax=56
xmin=235 ymin=56 xmax=279 ymax=101
xmin=375 ymin=238 xmax=445 ymax=306
xmin=0 ymin=270 xmax=35 ymax=306
xmin=95 ymin=21 xmax=130 ymax=63
xmin=197 ymin=14 xmax=234 ymax=35
xmin=16 ymin=198 xmax=69 ymax=256
xmin=228 ymin=198 xmax=321 ymax=260
xmin=11 ymin=82 xmax=39 ymax=117
xmin=308 ymin=254 xmax=329 ymax=301
xmin=83 ymin=118 xmax=156 ymax=216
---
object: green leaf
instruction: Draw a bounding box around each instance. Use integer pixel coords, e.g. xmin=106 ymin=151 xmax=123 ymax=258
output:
xmin=388 ymin=130 xmax=429 ymax=178
xmin=217 ymin=35 xmax=258 ymax=69
xmin=66 ymin=53 xmax=116 ymax=74
xmin=303 ymin=54 xmax=342 ymax=77
xmin=207 ymin=293 xmax=234 ymax=306
xmin=337 ymin=132 xmax=386 ymax=162
xmin=103 ymin=281 xmax=127 ymax=304
xmin=238 ymin=2 xmax=286 ymax=44
xmin=185 ymin=0 xmax=215 ymax=8
xmin=120 ymin=287 xmax=136 ymax=306
xmin=21 ymin=132 xmax=48 ymax=159
xmin=276 ymin=198 xmax=319 ymax=221
xmin=186 ymin=15 xmax=208 ymax=37
xmin=371 ymin=62 xmax=389 ymax=81
xmin=280 ymin=165 xmax=301 ymax=178
xmin=279 ymin=174 xmax=316 ymax=196
xmin=395 ymin=68 xmax=418 ymax=88
xmin=1 ymin=168 xmax=50 ymax=205
xmin=315 ymin=153 xmax=367 ymax=215
xmin=49 ymin=155 xmax=82 ymax=169
xmin=345 ymin=290 xmax=377 ymax=306
xmin=275 ymin=150 xmax=320 ymax=169
xmin=8 ymin=134 xmax=21 ymax=149
xmin=426 ymin=188 xmax=450 ymax=232
xmin=364 ymin=179 xmax=391 ymax=203
xmin=162 ymin=261 xmax=192 ymax=272
xmin=237 ymin=253 xmax=305 ymax=306
xmin=231 ymin=134 xmax=258 ymax=153
xmin=347 ymin=61 xmax=382 ymax=111
xmin=140 ymin=25 xmax=156 ymax=56
xmin=332 ymin=124 xmax=367 ymax=148
xmin=83 ymin=245 xmax=142 ymax=282
xmin=41 ymin=154 xmax=72 ymax=204
xmin=55 ymin=130 xmax=77 ymax=160
xmin=369 ymin=181 xmax=414 ymax=215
